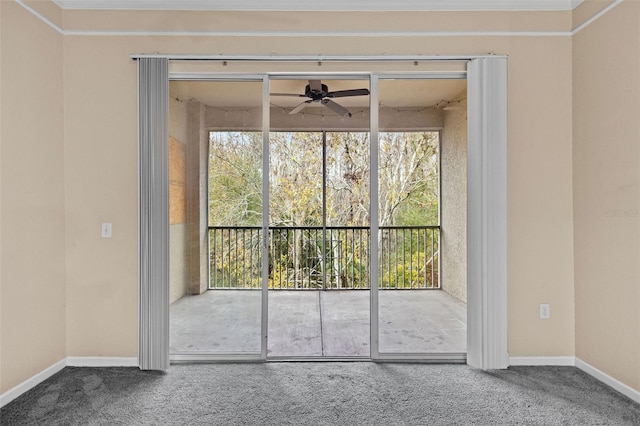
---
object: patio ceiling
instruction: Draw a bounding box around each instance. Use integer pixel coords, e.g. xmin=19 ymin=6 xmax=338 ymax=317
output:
xmin=171 ymin=79 xmax=467 ymax=109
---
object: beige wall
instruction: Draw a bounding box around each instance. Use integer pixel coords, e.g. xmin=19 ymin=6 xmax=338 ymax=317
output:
xmin=573 ymin=0 xmax=640 ymax=392
xmin=169 ymin=97 xmax=188 ymax=304
xmin=61 ymin=9 xmax=572 ymax=33
xmin=185 ymin=101 xmax=209 ymax=296
xmin=61 ymin=35 xmax=575 ymax=362
xmin=204 ymin=106 xmax=444 ymax=132
xmin=507 ymin=37 xmax=576 ymax=357
xmin=0 ymin=0 xmax=3 ymax=395
xmin=62 ymin=38 xmax=139 ymax=358
xmin=7 ymin=0 xmax=639 ymax=396
xmin=0 ymin=2 xmax=66 ymax=393
xmin=441 ymin=100 xmax=467 ymax=303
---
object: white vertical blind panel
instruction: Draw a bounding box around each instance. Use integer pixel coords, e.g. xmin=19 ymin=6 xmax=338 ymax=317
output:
xmin=466 ymin=57 xmax=508 ymax=370
xmin=138 ymin=58 xmax=170 ymax=371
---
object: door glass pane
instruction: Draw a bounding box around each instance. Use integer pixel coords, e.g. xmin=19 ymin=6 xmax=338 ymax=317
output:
xmin=267 ymin=130 xmax=323 ymax=357
xmin=268 ymin=78 xmax=371 ymax=358
xmin=323 ymin=131 xmax=370 ymax=356
xmin=169 ymin=80 xmax=263 ymax=355
xmin=377 ymin=78 xmax=467 ymax=354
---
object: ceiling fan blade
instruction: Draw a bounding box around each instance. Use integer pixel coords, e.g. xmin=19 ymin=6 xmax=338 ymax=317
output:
xmin=308 ymin=80 xmax=323 ymax=92
xmin=326 ymin=88 xmax=371 ymax=98
xmin=321 ymin=99 xmax=352 ymax=117
xmin=270 ymin=93 xmax=306 ymax=97
xmin=289 ymin=100 xmax=312 ymax=115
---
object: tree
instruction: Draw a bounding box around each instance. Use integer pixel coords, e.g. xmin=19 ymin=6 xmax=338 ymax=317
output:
xmin=208 ymin=130 xmax=440 ymax=289
xmin=209 ymin=130 xmax=439 ymax=228
xmin=378 ymin=132 xmax=439 ymax=226
xmin=268 ymin=132 xmax=323 ymax=227
xmin=208 ymin=132 xmax=262 ymax=226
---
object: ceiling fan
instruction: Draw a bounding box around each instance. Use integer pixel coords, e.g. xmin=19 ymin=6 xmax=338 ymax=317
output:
xmin=271 ymin=80 xmax=370 ymax=117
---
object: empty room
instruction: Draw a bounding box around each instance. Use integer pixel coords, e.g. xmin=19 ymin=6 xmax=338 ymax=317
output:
xmin=1 ymin=0 xmax=639 ymax=424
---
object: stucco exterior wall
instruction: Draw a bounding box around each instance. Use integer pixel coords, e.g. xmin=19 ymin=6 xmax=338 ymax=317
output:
xmin=185 ymin=101 xmax=209 ymax=296
xmin=441 ymin=100 xmax=467 ymax=303
xmin=169 ymin=97 xmax=188 ymax=304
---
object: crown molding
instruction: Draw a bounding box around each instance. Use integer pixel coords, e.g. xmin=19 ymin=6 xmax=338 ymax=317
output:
xmin=20 ymin=0 xmax=621 ymax=36
xmin=52 ymin=0 xmax=584 ymax=12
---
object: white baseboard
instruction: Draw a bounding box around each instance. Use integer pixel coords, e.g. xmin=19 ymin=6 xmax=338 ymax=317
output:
xmin=509 ymin=356 xmax=576 ymax=366
xmin=66 ymin=357 xmax=138 ymax=367
xmin=0 ymin=359 xmax=66 ymax=408
xmin=575 ymin=357 xmax=640 ymax=404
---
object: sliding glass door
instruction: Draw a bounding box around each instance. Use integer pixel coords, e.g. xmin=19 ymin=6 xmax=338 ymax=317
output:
xmin=373 ymin=76 xmax=467 ymax=360
xmin=267 ymin=77 xmax=371 ymax=358
xmin=169 ymin=79 xmax=265 ymax=359
xmin=168 ymin=72 xmax=467 ymax=362
xmin=143 ymin=56 xmax=508 ymax=369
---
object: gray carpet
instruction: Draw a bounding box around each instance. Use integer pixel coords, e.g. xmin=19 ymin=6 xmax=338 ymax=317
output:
xmin=2 ymin=363 xmax=639 ymax=425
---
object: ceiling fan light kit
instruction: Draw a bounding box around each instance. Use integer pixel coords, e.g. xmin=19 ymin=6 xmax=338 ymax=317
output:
xmin=271 ymin=79 xmax=370 ymax=117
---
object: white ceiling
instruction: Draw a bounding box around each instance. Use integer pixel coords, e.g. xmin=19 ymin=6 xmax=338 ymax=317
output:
xmin=53 ymin=0 xmax=584 ymax=11
xmin=171 ymin=79 xmax=467 ymax=109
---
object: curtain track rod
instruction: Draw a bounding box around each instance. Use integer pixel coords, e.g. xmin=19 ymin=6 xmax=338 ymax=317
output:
xmin=130 ymin=54 xmax=506 ymax=61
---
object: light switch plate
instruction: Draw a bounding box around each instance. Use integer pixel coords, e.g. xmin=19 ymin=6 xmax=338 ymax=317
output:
xmin=101 ymin=223 xmax=112 ymax=238
xmin=539 ymin=303 xmax=550 ymax=319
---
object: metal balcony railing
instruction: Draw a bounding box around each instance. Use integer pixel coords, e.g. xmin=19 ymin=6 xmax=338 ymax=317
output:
xmin=209 ymin=226 xmax=439 ymax=290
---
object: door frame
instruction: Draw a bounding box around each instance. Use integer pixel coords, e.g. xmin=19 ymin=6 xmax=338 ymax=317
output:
xmin=137 ymin=55 xmax=507 ymax=369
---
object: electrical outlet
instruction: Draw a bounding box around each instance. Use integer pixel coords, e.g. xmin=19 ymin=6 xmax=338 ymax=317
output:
xmin=539 ymin=303 xmax=550 ymax=319
xmin=101 ymin=223 xmax=112 ymax=238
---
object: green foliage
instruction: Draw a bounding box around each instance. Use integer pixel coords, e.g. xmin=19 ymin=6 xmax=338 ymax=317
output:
xmin=208 ymin=131 xmax=440 ymax=289
xmin=209 ymin=132 xmax=263 ymax=226
xmin=379 ymin=131 xmax=439 ymax=226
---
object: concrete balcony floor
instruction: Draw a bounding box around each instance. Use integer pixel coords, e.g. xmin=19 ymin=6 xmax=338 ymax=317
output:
xmin=170 ymin=290 xmax=466 ymax=357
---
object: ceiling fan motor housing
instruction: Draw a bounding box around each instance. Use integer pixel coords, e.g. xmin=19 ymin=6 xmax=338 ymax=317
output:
xmin=305 ymin=83 xmax=329 ymax=100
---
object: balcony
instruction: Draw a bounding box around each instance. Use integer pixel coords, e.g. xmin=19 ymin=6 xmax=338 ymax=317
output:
xmin=170 ymin=225 xmax=466 ymax=357
xmin=209 ymin=225 xmax=440 ymax=290
xmin=170 ymin=289 xmax=466 ymax=356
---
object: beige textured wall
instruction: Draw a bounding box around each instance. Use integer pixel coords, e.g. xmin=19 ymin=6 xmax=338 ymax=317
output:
xmin=63 ymin=39 xmax=139 ymax=358
xmin=203 ymin=106 xmax=444 ymax=132
xmin=573 ymin=0 xmax=640 ymax=392
xmin=441 ymin=100 xmax=467 ymax=303
xmin=61 ymin=31 xmax=576 ymax=360
xmin=0 ymin=0 xmax=3 ymax=394
xmin=185 ymin=101 xmax=209 ymax=296
xmin=169 ymin=97 xmax=188 ymax=304
xmin=61 ymin=9 xmax=572 ymax=33
xmin=170 ymin=225 xmax=188 ymax=304
xmin=23 ymin=0 xmax=62 ymax=28
xmin=0 ymin=2 xmax=66 ymax=393
xmin=506 ymin=38 xmax=575 ymax=357
xmin=573 ymin=0 xmax=615 ymax=29
xmin=169 ymin=96 xmax=187 ymax=225
xmin=169 ymin=136 xmax=186 ymax=224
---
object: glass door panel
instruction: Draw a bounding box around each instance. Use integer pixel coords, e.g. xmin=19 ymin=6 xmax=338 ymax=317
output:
xmin=267 ymin=77 xmax=371 ymax=358
xmin=267 ymin=130 xmax=324 ymax=357
xmin=168 ymin=74 xmax=468 ymax=361
xmin=323 ymin=131 xmax=370 ymax=356
xmin=376 ymin=78 xmax=467 ymax=355
xmin=169 ymin=80 xmax=263 ymax=356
